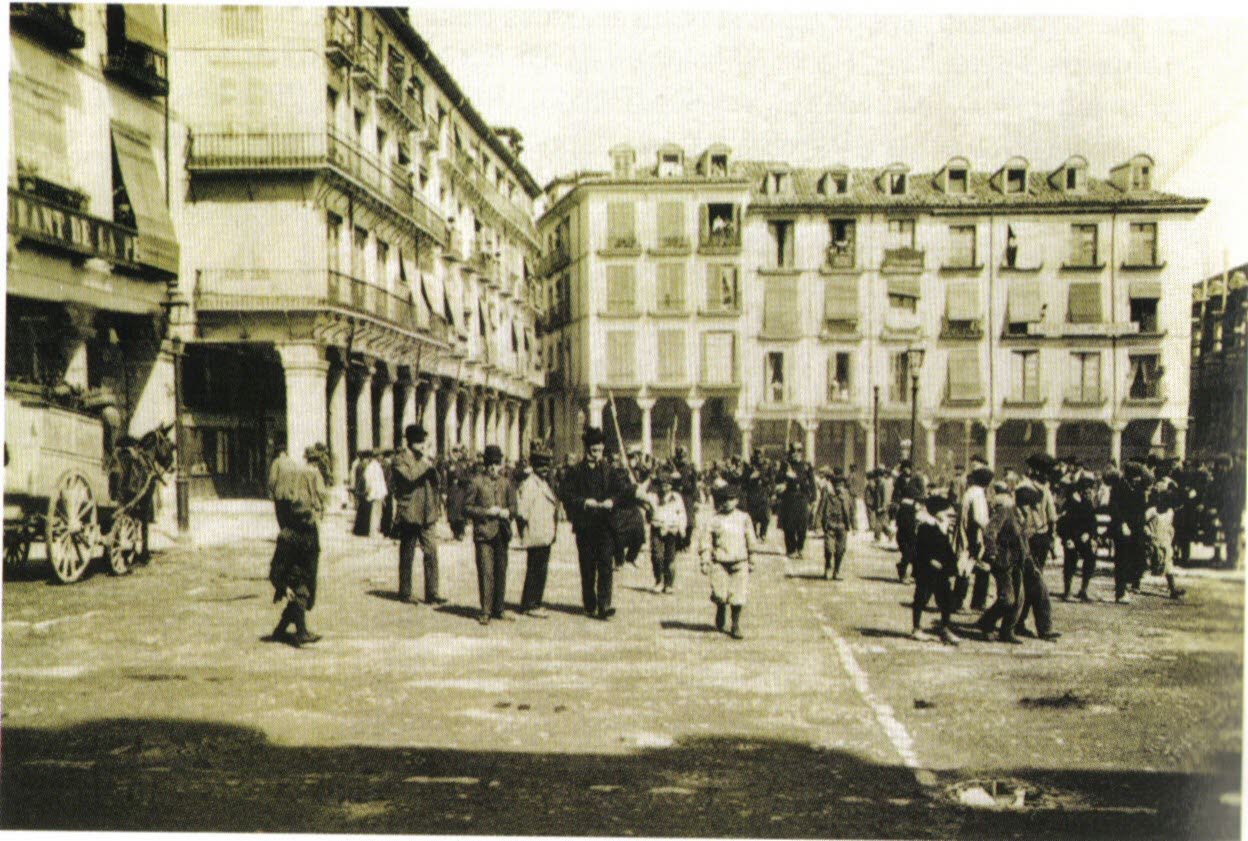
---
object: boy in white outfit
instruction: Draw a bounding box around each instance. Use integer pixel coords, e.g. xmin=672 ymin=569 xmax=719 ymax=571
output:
xmin=645 ymin=472 xmax=687 ymax=593
xmin=698 ymin=482 xmax=758 ymax=639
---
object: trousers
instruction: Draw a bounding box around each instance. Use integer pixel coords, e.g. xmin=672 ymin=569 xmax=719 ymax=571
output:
xmin=823 ymin=528 xmax=847 ymax=576
xmin=1063 ymin=537 xmax=1096 ymax=594
xmin=1011 ymin=557 xmax=1053 ymax=635
xmin=977 ymin=563 xmax=1021 ymax=637
xmin=520 ymin=545 xmax=551 ymax=610
xmin=473 ymin=536 xmax=509 ymax=616
xmin=651 ymin=532 xmax=679 ymax=588
xmin=397 ymin=523 xmax=440 ymax=601
xmin=912 ymin=566 xmax=954 ymax=629
xmin=575 ymin=529 xmax=614 ymax=614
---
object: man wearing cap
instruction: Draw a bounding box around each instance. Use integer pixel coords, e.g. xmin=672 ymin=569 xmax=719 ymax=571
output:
xmin=744 ymin=450 xmax=776 ymax=541
xmin=391 ymin=424 xmax=445 ymax=606
xmin=1058 ymin=470 xmax=1099 ymax=601
xmin=463 ymin=444 xmax=517 ymax=625
xmin=561 ymin=426 xmax=630 ymax=619
xmin=1109 ymin=460 xmax=1151 ymax=603
xmin=267 ymin=442 xmax=328 ymax=647
xmin=670 ymin=445 xmax=701 ymax=551
xmin=975 ymin=480 xmax=1027 ymax=644
xmin=610 ymin=446 xmax=651 ymax=570
xmin=776 ymin=441 xmax=816 ymax=559
xmin=892 ymin=461 xmax=923 ymax=581
xmin=1012 ymin=454 xmax=1059 ymax=639
xmin=515 ymin=447 xmax=559 ymax=616
xmin=953 ymin=460 xmax=994 ymax=611
xmin=817 ymin=467 xmax=854 ymax=580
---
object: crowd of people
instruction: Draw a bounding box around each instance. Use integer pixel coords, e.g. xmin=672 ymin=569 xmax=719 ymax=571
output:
xmin=264 ymin=422 xmax=1245 ymax=648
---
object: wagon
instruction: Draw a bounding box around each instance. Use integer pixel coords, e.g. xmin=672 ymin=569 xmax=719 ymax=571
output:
xmin=4 ymin=388 xmax=155 ymax=583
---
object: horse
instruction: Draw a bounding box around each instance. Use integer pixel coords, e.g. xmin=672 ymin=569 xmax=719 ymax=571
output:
xmin=108 ymin=421 xmax=176 ymax=563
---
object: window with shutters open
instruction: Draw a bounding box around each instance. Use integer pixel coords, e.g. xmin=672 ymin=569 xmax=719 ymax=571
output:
xmin=889 ymin=352 xmax=911 ymax=404
xmin=352 ymin=226 xmax=368 ymax=279
xmin=768 ymin=220 xmax=795 ymax=268
xmin=705 ymin=265 xmax=739 ymax=313
xmin=655 ymin=264 xmax=687 ymax=314
xmin=764 ymin=352 xmax=786 ymax=404
xmin=827 ymin=352 xmax=852 ymax=402
xmin=827 ymin=218 xmax=856 ymax=268
xmin=1010 ymin=350 xmax=1041 ymax=402
xmin=702 ymin=203 xmax=740 ymax=248
xmin=1128 ymin=354 xmax=1162 ymax=400
xmin=326 ymin=213 xmax=343 ymax=273
xmin=701 ymin=333 xmax=736 ymax=385
xmin=606 ymin=265 xmax=636 ymax=315
xmin=606 ymin=331 xmax=636 ymax=384
xmin=762 ymin=277 xmax=800 ymax=336
xmin=657 ymin=330 xmax=686 ymax=383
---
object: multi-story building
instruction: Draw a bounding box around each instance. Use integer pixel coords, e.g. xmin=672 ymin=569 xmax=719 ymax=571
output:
xmin=7 ymin=4 xmax=180 ymax=435
xmin=536 ymin=146 xmax=1206 ymax=472
xmin=168 ymin=6 xmax=543 ymax=496
xmin=1190 ymin=264 xmax=1247 ymax=460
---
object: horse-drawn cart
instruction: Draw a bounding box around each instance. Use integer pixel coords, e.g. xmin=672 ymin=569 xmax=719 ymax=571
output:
xmin=4 ymin=388 xmax=168 ymax=583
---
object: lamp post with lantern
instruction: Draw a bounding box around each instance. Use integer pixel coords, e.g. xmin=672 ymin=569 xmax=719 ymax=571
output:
xmin=906 ymin=346 xmax=926 ymax=467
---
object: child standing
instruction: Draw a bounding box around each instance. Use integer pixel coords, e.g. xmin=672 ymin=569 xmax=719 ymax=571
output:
xmin=698 ymin=482 xmax=758 ymax=639
xmin=646 ymin=472 xmax=687 ymax=593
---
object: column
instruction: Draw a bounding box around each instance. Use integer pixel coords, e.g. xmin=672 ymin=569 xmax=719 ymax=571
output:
xmin=1172 ymin=419 xmax=1188 ymax=460
xmin=688 ymin=398 xmax=705 ymax=468
xmin=985 ymin=421 xmax=998 ymax=470
xmin=444 ymin=389 xmax=459 ymax=451
xmin=1110 ymin=421 xmax=1125 ymax=465
xmin=1039 ymin=419 xmax=1057 ymax=458
xmin=423 ymin=380 xmax=439 ymax=456
xmin=475 ymin=393 xmax=487 ymax=452
xmin=508 ymin=400 xmax=521 ymax=460
xmin=353 ymin=362 xmax=374 ymax=454
xmin=924 ymin=423 xmax=937 ymax=472
xmin=327 ymin=362 xmax=349 ymax=486
xmin=588 ymin=396 xmax=607 ymax=429
xmin=460 ymin=392 xmax=474 ymax=451
xmin=737 ymin=418 xmax=753 ymax=461
xmin=277 ymin=343 xmax=329 ymax=459
xmin=804 ymin=417 xmax=816 ymax=466
xmin=496 ymin=399 xmax=508 ymax=452
xmin=861 ymin=419 xmax=876 ymax=471
xmin=398 ymin=371 xmax=417 ymax=434
xmin=637 ymin=397 xmax=656 ymax=456
xmin=376 ymin=370 xmax=395 ymax=451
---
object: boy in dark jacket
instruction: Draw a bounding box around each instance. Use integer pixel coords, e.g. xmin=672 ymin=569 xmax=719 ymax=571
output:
xmin=911 ymin=494 xmax=960 ymax=644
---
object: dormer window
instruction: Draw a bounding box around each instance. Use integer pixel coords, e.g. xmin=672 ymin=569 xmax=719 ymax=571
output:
xmin=610 ymin=145 xmax=636 ymax=178
xmin=888 ymin=172 xmax=907 ymax=195
xmin=820 ymin=171 xmax=849 ymax=196
xmin=763 ymin=170 xmax=792 ymax=196
xmin=657 ymin=146 xmax=684 ymax=178
xmin=710 ymin=153 xmax=728 ymax=176
xmin=1131 ymin=163 xmax=1151 ymax=191
xmin=948 ymin=167 xmax=968 ymax=194
xmin=1006 ymin=168 xmax=1026 ymax=194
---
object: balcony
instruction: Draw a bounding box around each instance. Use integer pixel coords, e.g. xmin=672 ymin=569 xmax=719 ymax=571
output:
xmin=104 ymin=40 xmax=168 ymax=97
xmin=535 ymin=244 xmax=570 ymax=278
xmin=186 ymin=128 xmax=447 ymax=246
xmin=9 ymin=187 xmax=145 ymax=274
xmin=825 ymin=245 xmax=856 ymax=271
xmin=699 ymin=228 xmax=741 ymax=255
xmin=470 ymin=247 xmax=499 ymax=284
xmin=650 ymin=235 xmax=691 ymax=256
xmin=1002 ymin=389 xmax=1047 ymax=408
xmin=1063 ymin=387 xmax=1106 ymax=407
xmin=442 ymin=149 xmax=537 ymax=249
xmin=11 ymin=4 xmax=85 ymax=50
xmin=195 ymin=268 xmax=448 ymax=343
xmin=352 ymin=39 xmax=380 ymax=87
xmin=940 ymin=318 xmax=983 ymax=340
xmin=379 ymin=71 xmax=421 ymax=129
xmin=324 ymin=10 xmax=355 ymax=66
xmin=882 ymin=247 xmax=924 ymax=273
xmin=1126 ymin=381 xmax=1167 ymax=404
xmin=599 ymin=234 xmax=641 ymax=257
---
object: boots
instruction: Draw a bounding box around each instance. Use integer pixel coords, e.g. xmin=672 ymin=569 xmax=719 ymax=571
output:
xmin=729 ymin=605 xmax=743 ymax=640
xmin=714 ymin=603 xmax=727 ymax=632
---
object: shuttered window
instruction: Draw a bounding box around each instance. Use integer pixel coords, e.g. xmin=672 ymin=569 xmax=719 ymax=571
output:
xmin=824 ymin=277 xmax=858 ymax=330
xmin=948 ymin=225 xmax=977 ymax=267
xmin=945 ymin=281 xmax=980 ymax=322
xmin=1067 ymin=283 xmax=1103 ymax=323
xmin=656 ymin=330 xmax=686 ymax=382
xmin=701 ymin=332 xmax=736 ymax=385
xmin=1068 ymin=352 xmax=1101 ymax=402
xmin=769 ymin=220 xmax=795 ymax=268
xmin=889 ymin=353 xmax=911 ymax=403
xmin=1007 ymin=279 xmax=1044 ymax=323
xmin=606 ymin=264 xmax=636 ymax=314
xmin=606 ymin=331 xmax=636 ymax=383
xmin=763 ymin=276 xmax=800 ymax=335
xmin=1127 ymin=223 xmax=1157 ymax=266
xmin=946 ymin=348 xmax=983 ymax=403
xmin=111 ymin=123 xmax=179 ymax=273
xmin=657 ymin=202 xmax=685 ymax=247
xmin=606 ymin=202 xmax=636 ymax=249
xmin=11 ymin=70 xmax=70 ymax=188
xmin=1069 ymin=224 xmax=1098 ymax=267
xmin=705 ymin=265 xmax=739 ymax=312
xmin=1011 ymin=351 xmax=1041 ymax=402
xmin=656 ymin=263 xmax=687 ymax=313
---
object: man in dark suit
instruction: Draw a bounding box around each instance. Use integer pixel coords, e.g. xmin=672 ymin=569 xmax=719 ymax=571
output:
xmin=391 ymin=424 xmax=445 ymax=606
xmin=817 ymin=467 xmax=854 ymax=579
xmin=463 ymin=444 xmax=516 ymax=625
xmin=776 ymin=442 xmax=816 ymax=559
xmin=561 ymin=426 xmax=629 ymax=620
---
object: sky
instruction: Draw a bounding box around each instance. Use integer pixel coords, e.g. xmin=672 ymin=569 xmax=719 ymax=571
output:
xmin=409 ymin=9 xmax=1248 ymax=279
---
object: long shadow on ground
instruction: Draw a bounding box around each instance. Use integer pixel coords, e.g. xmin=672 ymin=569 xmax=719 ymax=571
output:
xmin=0 ymin=718 xmax=1238 ymax=838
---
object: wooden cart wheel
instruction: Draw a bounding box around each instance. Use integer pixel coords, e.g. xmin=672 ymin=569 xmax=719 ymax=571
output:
xmin=4 ymin=530 xmax=31 ymax=573
xmin=107 ymin=511 xmax=141 ymax=575
xmin=46 ymin=471 xmax=99 ymax=584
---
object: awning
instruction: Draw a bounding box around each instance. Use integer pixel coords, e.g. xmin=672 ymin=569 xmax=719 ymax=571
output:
xmin=512 ymin=320 xmax=522 ymax=351
xmin=110 ymin=123 xmax=178 ymax=275
xmin=122 ymin=4 xmax=167 ymax=53
xmin=823 ymin=277 xmax=858 ymax=322
xmin=946 ymin=281 xmax=980 ymax=321
xmin=1129 ymin=278 xmax=1162 ymax=299
xmin=7 ymin=251 xmax=163 ymax=315
xmin=446 ymin=275 xmax=466 ymax=335
xmin=420 ymin=267 xmax=444 ymax=319
xmin=946 ymin=348 xmax=983 ymax=402
xmin=887 ymin=277 xmax=920 ymax=299
xmin=1006 ymin=279 xmax=1043 ymax=323
xmin=399 ymin=249 xmax=429 ymax=328
xmin=1067 ymin=282 xmax=1102 ymax=323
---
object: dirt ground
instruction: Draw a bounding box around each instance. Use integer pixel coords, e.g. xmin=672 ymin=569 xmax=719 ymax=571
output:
xmin=1 ymin=507 xmax=1242 ymax=837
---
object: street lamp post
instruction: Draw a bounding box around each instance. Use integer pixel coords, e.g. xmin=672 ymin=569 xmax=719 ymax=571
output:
xmin=171 ymin=335 xmax=189 ymax=534
xmin=906 ymin=346 xmax=926 ymax=467
xmin=872 ymin=385 xmax=880 ymax=470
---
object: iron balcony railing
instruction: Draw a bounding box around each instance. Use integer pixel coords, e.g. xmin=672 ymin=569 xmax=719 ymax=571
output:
xmin=380 ymin=69 xmax=421 ymax=128
xmin=187 ymin=128 xmax=447 ymax=245
xmin=882 ymin=247 xmax=925 ymax=272
xmin=104 ymin=40 xmax=168 ymax=97
xmin=12 ymin=4 xmax=85 ymax=50
xmin=444 ymin=148 xmax=537 ymax=248
xmin=195 ymin=268 xmax=449 ymax=342
xmin=324 ymin=9 xmax=355 ymax=66
xmin=353 ymin=37 xmax=379 ymax=85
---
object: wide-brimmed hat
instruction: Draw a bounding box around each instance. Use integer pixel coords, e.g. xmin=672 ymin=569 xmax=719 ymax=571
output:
xmin=582 ymin=426 xmax=606 ymax=446
xmin=924 ymin=494 xmax=953 ymax=515
xmin=1026 ymin=452 xmax=1055 ymax=473
xmin=483 ymin=444 xmax=504 ymax=466
xmin=968 ymin=466 xmax=995 ymax=487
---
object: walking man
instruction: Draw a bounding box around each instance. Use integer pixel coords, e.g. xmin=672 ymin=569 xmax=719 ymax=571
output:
xmin=515 ymin=447 xmax=559 ymax=616
xmin=817 ymin=467 xmax=854 ymax=579
xmin=391 ymin=425 xmax=445 ymax=606
xmin=776 ymin=441 xmax=816 ymax=559
xmin=561 ymin=426 xmax=628 ymax=620
xmin=463 ymin=444 xmax=516 ymax=625
xmin=267 ymin=439 xmax=327 ymax=647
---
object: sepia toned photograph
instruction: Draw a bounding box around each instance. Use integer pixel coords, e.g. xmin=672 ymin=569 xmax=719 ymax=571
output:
xmin=2 ymin=4 xmax=1245 ymax=838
